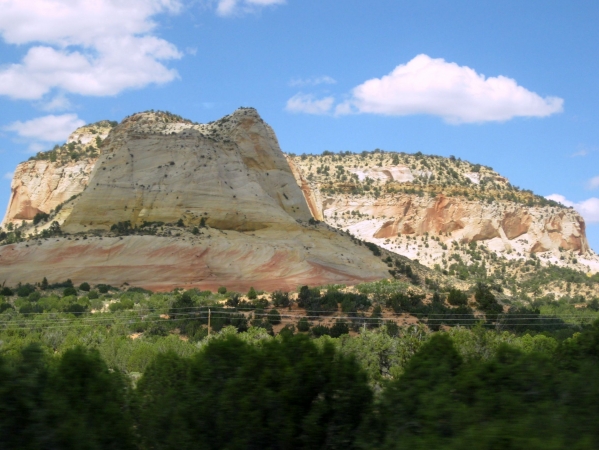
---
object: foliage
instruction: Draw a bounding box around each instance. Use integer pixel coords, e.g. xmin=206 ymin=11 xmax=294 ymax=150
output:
xmin=136 ymin=334 xmax=372 ymax=449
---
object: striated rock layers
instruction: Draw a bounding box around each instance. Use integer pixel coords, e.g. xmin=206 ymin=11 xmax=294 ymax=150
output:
xmin=321 ymin=194 xmax=589 ymax=254
xmin=0 ymin=109 xmax=390 ymax=290
xmin=286 ymin=154 xmax=592 ymax=260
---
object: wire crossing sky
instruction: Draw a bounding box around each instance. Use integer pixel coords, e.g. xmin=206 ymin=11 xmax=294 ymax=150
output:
xmin=0 ymin=0 xmax=598 ymax=250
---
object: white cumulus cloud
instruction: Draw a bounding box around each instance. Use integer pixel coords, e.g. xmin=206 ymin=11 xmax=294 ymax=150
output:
xmin=0 ymin=0 xmax=182 ymax=100
xmin=546 ymin=194 xmax=599 ymax=224
xmin=216 ymin=0 xmax=285 ymax=16
xmin=5 ymin=114 xmax=85 ymax=143
xmin=286 ymin=54 xmax=563 ymax=123
xmin=285 ymin=93 xmax=334 ymax=115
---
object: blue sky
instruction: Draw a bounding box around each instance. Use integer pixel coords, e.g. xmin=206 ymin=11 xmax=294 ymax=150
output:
xmin=1 ymin=0 xmax=599 ymax=250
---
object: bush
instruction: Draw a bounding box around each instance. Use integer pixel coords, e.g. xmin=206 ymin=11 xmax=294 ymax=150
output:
xmin=28 ymin=292 xmax=41 ymax=302
xmin=0 ymin=287 xmax=14 ymax=297
xmin=17 ymin=284 xmax=36 ymax=298
xmin=97 ymin=284 xmax=110 ymax=294
xmin=0 ymin=302 xmax=14 ymax=313
xmin=63 ymin=303 xmax=86 ymax=315
xmin=79 ymin=282 xmax=91 ymax=292
xmin=311 ymin=325 xmax=331 ymax=337
xmin=271 ymin=291 xmax=290 ymax=307
xmin=63 ymin=287 xmax=77 ymax=297
xmin=217 ymin=286 xmax=227 ymax=295
xmin=297 ymin=317 xmax=311 ymax=332
xmin=33 ymin=212 xmax=50 ymax=225
xmin=88 ymin=290 xmax=99 ymax=299
xmin=267 ymin=309 xmax=281 ymax=325
xmin=447 ymin=288 xmax=468 ymax=306
xmin=247 ymin=287 xmax=257 ymax=300
xmin=109 ymin=299 xmax=135 ymax=312
xmin=329 ymin=319 xmax=350 ymax=338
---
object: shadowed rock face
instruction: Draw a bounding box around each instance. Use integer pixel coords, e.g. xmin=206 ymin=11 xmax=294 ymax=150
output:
xmin=0 ymin=108 xmax=390 ymax=290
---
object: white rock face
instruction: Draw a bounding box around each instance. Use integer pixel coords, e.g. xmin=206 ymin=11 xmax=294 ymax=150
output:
xmin=287 ymin=153 xmax=599 ymax=273
xmin=1 ymin=158 xmax=96 ymax=227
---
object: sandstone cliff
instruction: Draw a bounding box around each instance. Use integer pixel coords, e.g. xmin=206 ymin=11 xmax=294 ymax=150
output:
xmin=287 ymin=152 xmax=599 ymax=275
xmin=1 ymin=121 xmax=113 ymax=227
xmin=0 ymin=110 xmax=391 ymax=290
xmin=63 ymin=109 xmax=312 ymax=233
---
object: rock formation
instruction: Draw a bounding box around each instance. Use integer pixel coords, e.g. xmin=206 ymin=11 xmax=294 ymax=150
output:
xmin=286 ymin=152 xmax=599 ymax=274
xmin=1 ymin=121 xmax=112 ymax=227
xmin=0 ymin=109 xmax=390 ymax=290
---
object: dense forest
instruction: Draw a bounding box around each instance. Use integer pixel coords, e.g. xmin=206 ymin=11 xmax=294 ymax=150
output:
xmin=0 ymin=277 xmax=598 ymax=448
xmin=2 ymin=323 xmax=599 ymax=449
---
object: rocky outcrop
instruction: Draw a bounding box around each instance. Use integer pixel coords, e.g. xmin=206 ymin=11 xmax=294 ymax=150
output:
xmin=63 ymin=109 xmax=313 ymax=233
xmin=287 ymin=153 xmax=596 ymax=272
xmin=324 ymin=193 xmax=589 ymax=254
xmin=1 ymin=121 xmax=112 ymax=227
xmin=0 ymin=109 xmax=390 ymax=290
xmin=1 ymin=158 xmax=96 ymax=226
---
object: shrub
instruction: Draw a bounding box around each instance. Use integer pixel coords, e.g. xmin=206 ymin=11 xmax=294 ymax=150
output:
xmin=88 ymin=290 xmax=99 ymax=299
xmin=0 ymin=302 xmax=14 ymax=313
xmin=33 ymin=212 xmax=50 ymax=225
xmin=63 ymin=287 xmax=77 ymax=297
xmin=97 ymin=284 xmax=110 ymax=294
xmin=297 ymin=317 xmax=311 ymax=332
xmin=63 ymin=303 xmax=86 ymax=315
xmin=311 ymin=325 xmax=331 ymax=337
xmin=28 ymin=292 xmax=41 ymax=302
xmin=79 ymin=282 xmax=91 ymax=292
xmin=247 ymin=287 xmax=257 ymax=300
xmin=267 ymin=309 xmax=281 ymax=325
xmin=109 ymin=299 xmax=135 ymax=312
xmin=271 ymin=291 xmax=290 ymax=308
xmin=447 ymin=288 xmax=468 ymax=306
xmin=218 ymin=286 xmax=227 ymax=295
xmin=0 ymin=287 xmax=14 ymax=297
xmin=329 ymin=319 xmax=350 ymax=338
xmin=17 ymin=284 xmax=36 ymax=298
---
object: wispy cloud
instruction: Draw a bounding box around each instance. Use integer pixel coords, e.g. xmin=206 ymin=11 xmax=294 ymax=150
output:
xmin=546 ymin=194 xmax=599 ymax=224
xmin=289 ymin=76 xmax=336 ymax=87
xmin=3 ymin=172 xmax=14 ymax=181
xmin=215 ymin=0 xmax=285 ymax=16
xmin=285 ymin=93 xmax=335 ymax=115
xmin=587 ymin=176 xmax=599 ymax=190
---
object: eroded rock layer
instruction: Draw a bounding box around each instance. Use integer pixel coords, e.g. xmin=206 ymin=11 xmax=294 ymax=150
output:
xmin=0 ymin=109 xmax=390 ymax=289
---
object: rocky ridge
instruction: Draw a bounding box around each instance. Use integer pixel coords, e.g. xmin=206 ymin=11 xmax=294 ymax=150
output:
xmin=286 ymin=152 xmax=599 ymax=284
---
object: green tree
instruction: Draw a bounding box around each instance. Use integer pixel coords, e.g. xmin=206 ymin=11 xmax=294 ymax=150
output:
xmin=247 ymin=286 xmax=257 ymax=300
